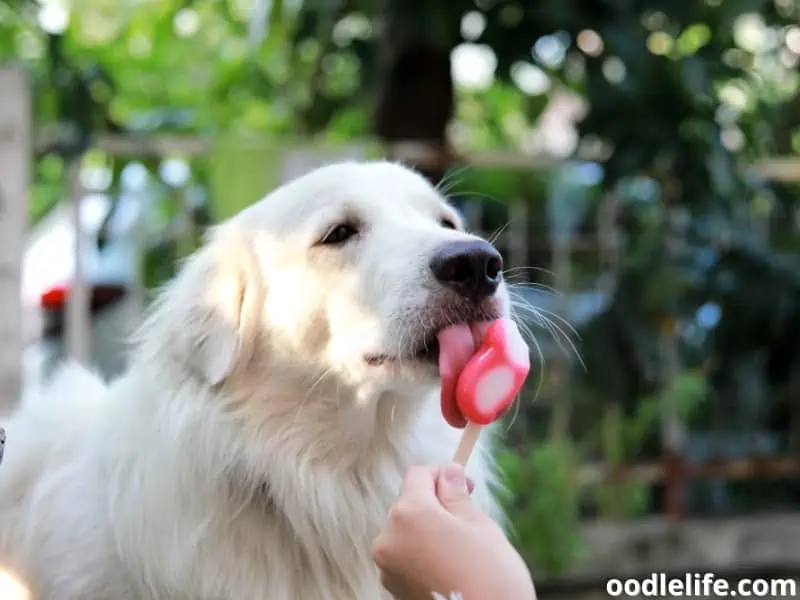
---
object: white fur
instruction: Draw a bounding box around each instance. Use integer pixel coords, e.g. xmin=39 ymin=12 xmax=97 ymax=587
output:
xmin=0 ymin=161 xmax=509 ymax=600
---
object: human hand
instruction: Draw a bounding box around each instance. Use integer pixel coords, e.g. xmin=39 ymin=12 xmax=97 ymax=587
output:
xmin=372 ymin=464 xmax=536 ymax=600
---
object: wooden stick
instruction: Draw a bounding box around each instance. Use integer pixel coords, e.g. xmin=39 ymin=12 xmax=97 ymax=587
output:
xmin=452 ymin=421 xmax=482 ymax=466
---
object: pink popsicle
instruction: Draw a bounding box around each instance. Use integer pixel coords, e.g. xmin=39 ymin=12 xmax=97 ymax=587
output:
xmin=437 ymin=322 xmax=491 ymax=429
xmin=451 ymin=318 xmax=530 ymax=465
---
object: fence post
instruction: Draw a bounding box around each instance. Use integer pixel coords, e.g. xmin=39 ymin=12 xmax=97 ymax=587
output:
xmin=661 ymin=207 xmax=689 ymax=520
xmin=0 ymin=67 xmax=30 ymax=415
xmin=507 ymin=200 xmax=530 ymax=272
xmin=65 ymin=159 xmax=91 ymax=365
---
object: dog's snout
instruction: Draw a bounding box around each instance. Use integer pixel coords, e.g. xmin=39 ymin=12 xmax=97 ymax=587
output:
xmin=429 ymin=240 xmax=503 ymax=300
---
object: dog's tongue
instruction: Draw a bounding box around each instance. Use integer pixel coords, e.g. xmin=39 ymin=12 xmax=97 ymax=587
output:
xmin=437 ymin=321 xmax=492 ymax=428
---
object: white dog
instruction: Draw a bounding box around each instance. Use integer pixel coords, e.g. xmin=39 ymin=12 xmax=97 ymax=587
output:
xmin=0 ymin=161 xmax=512 ymax=600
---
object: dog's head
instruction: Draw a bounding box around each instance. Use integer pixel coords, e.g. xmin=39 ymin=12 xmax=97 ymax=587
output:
xmin=144 ymin=161 xmax=509 ymax=412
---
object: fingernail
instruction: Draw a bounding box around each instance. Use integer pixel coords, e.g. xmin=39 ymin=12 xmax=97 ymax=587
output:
xmin=443 ymin=465 xmax=467 ymax=490
xmin=466 ymin=476 xmax=475 ymax=495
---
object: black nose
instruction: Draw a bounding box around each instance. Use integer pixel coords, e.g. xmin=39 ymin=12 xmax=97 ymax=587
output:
xmin=429 ymin=240 xmax=503 ymax=300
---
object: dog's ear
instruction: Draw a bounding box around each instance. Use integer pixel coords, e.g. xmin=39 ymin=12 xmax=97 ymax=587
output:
xmin=175 ymin=232 xmax=263 ymax=385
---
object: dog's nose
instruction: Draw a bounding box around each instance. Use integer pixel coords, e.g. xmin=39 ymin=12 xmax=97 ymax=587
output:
xmin=429 ymin=240 xmax=503 ymax=300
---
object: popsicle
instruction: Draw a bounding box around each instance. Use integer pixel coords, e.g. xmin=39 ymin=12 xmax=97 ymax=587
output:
xmin=437 ymin=317 xmax=531 ymax=465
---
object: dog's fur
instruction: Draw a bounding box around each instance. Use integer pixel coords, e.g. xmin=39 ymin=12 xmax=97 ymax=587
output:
xmin=0 ymin=161 xmax=509 ymax=600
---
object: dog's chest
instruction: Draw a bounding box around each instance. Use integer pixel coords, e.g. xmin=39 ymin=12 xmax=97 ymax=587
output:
xmin=199 ymin=464 xmax=403 ymax=600
xmin=151 ymin=406 xmax=493 ymax=600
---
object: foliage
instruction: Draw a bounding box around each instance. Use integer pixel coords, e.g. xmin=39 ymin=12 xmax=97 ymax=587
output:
xmin=497 ymin=369 xmax=707 ymax=576
xmin=593 ymin=370 xmax=708 ymax=519
xmin=496 ymin=440 xmax=585 ymax=576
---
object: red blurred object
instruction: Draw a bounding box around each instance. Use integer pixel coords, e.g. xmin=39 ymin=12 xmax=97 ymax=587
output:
xmin=40 ymin=285 xmax=68 ymax=310
xmin=39 ymin=283 xmax=126 ymax=312
xmin=39 ymin=282 xmax=127 ymax=339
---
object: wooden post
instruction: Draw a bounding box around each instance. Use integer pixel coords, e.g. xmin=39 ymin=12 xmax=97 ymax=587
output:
xmin=507 ymin=201 xmax=530 ymax=272
xmin=596 ymin=190 xmax=621 ymax=292
xmin=0 ymin=68 xmax=30 ymax=416
xmin=65 ymin=160 xmax=91 ymax=365
xmin=661 ymin=208 xmax=688 ymax=520
xmin=548 ymin=238 xmax=573 ymax=440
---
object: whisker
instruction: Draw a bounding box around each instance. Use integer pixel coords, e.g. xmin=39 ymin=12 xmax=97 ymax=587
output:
xmin=531 ymin=306 xmax=582 ymax=339
xmin=507 ymin=291 xmax=576 ymax=334
xmin=438 ymin=177 xmax=464 ymax=198
xmin=504 ymin=301 xmax=547 ymax=432
xmin=505 ymin=390 xmax=523 ymax=431
xmin=436 ymin=164 xmax=474 ymax=195
xmin=488 ymin=221 xmax=511 ymax=246
xmin=503 ymin=265 xmax=558 ymax=279
xmin=506 ymin=280 xmax=562 ymax=296
xmin=538 ymin=318 xmax=573 ymax=361
xmin=445 ymin=190 xmax=506 ymax=206
xmin=541 ymin=317 xmax=586 ymax=372
xmin=508 ymin=292 xmax=585 ymax=371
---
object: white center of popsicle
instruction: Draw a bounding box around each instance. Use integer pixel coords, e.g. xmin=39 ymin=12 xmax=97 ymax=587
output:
xmin=474 ymin=365 xmax=516 ymax=412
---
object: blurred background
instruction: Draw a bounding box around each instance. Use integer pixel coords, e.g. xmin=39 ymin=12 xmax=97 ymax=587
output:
xmin=2 ymin=0 xmax=800 ymax=594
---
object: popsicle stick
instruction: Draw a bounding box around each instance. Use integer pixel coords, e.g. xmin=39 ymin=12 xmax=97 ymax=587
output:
xmin=452 ymin=421 xmax=482 ymax=466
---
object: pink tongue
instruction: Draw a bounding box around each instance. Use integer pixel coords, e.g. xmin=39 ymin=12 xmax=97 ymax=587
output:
xmin=437 ymin=321 xmax=492 ymax=428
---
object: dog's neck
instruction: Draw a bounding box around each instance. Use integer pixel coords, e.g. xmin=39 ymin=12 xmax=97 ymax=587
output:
xmin=114 ymin=359 xmax=430 ymax=512
xmin=343 ymin=385 xmax=422 ymax=447
xmin=221 ymin=386 xmax=428 ymax=514
xmin=223 ymin=364 xmax=427 ymax=452
xmin=218 ymin=387 xmax=426 ymax=556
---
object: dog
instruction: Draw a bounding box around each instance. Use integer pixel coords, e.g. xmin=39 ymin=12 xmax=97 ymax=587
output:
xmin=0 ymin=161 xmax=512 ymax=600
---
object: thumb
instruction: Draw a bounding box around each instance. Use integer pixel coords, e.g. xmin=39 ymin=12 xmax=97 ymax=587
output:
xmin=436 ymin=464 xmax=479 ymax=515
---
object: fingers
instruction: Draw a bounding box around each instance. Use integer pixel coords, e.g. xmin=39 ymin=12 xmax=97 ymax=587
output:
xmin=397 ymin=464 xmax=475 ymax=504
xmin=436 ymin=464 xmax=481 ymax=518
xmin=381 ymin=465 xmax=439 ymax=539
xmin=373 ymin=464 xmax=479 ymax=584
xmin=397 ymin=464 xmax=439 ymax=505
xmin=436 ymin=464 xmax=469 ymax=502
xmin=384 ymin=465 xmax=476 ymax=534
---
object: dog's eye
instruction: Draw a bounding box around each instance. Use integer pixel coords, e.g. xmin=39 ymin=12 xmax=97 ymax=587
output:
xmin=320 ymin=223 xmax=359 ymax=246
xmin=440 ymin=218 xmax=458 ymax=230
